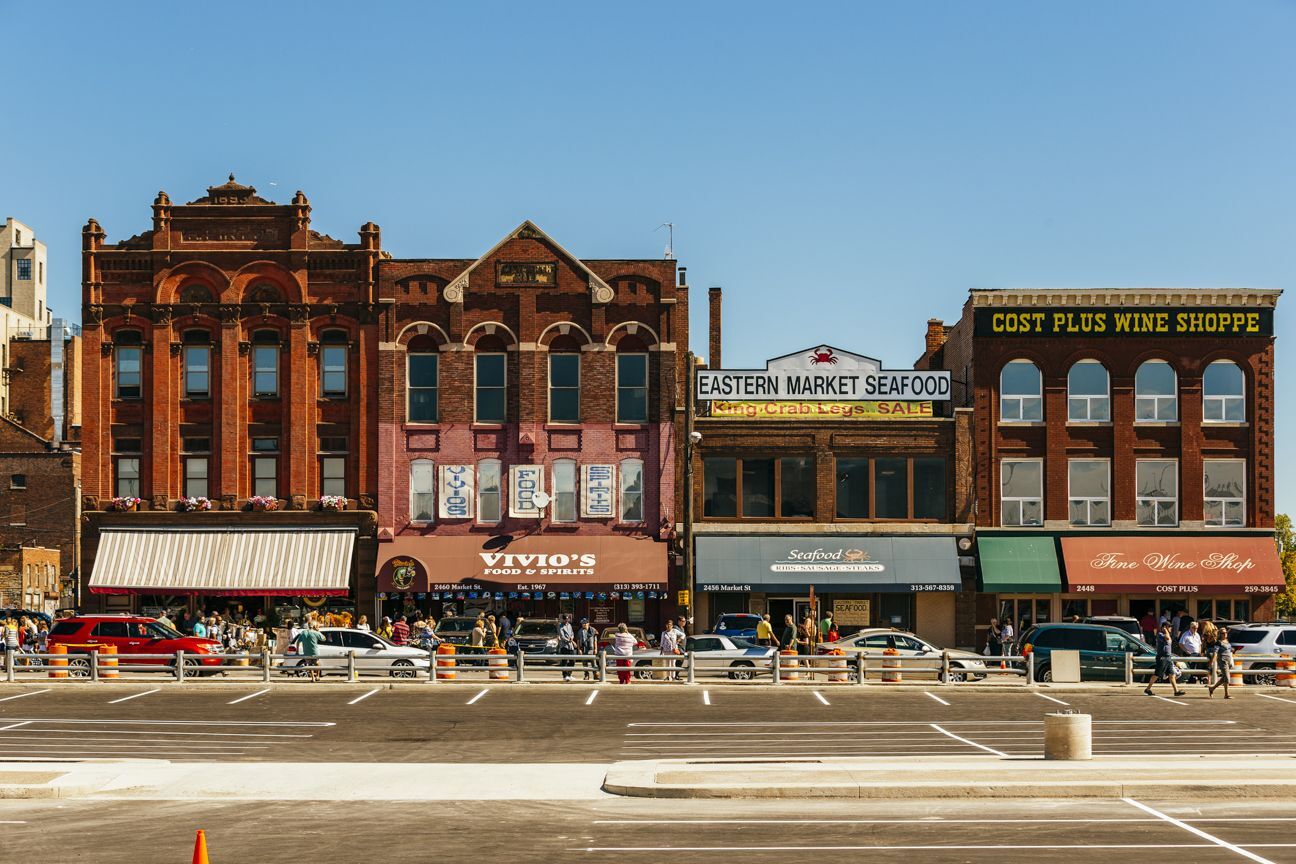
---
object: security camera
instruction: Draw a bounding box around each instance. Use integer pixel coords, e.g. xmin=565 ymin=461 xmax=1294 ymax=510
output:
xmin=689 ymin=431 xmax=702 ymax=444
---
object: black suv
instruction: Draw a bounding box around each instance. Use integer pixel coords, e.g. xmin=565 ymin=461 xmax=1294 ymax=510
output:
xmin=1019 ymin=622 xmax=1156 ymax=683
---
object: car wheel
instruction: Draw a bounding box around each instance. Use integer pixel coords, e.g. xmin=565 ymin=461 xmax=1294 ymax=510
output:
xmin=390 ymin=659 xmax=416 ymax=679
xmin=633 ymin=660 xmax=654 ymax=680
xmin=1035 ymin=664 xmax=1052 ymax=684
xmin=67 ymin=656 xmax=91 ymax=679
xmin=1252 ymin=664 xmax=1276 ymax=686
xmin=940 ymin=668 xmax=967 ymax=684
xmin=171 ymin=656 xmax=204 ymax=677
xmin=728 ymin=661 xmax=755 ymax=681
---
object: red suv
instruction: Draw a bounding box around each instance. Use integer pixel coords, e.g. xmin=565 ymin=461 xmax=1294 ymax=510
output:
xmin=48 ymin=615 xmax=221 ymax=676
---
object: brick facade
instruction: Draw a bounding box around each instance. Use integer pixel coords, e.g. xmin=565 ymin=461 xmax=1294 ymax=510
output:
xmin=0 ymin=418 xmax=79 ymax=605
xmin=8 ymin=330 xmax=81 ymax=443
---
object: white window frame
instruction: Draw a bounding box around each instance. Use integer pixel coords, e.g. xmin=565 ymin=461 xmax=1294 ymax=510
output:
xmin=547 ymin=353 xmax=581 ymax=424
xmin=114 ymin=345 xmax=143 ymax=400
xmin=474 ymin=353 xmax=507 ymax=424
xmin=999 ymin=360 xmax=1042 ymax=422
xmin=552 ymin=459 xmax=577 ymax=523
xmin=1135 ymin=360 xmax=1178 ymax=422
xmin=1000 ymin=459 xmax=1043 ymax=527
xmin=1067 ymin=458 xmax=1110 ymax=527
xmin=615 ymin=353 xmax=649 ymax=424
xmin=407 ymin=351 xmax=439 ymax=423
xmin=184 ymin=344 xmax=211 ymax=398
xmin=1203 ymin=360 xmax=1245 ymax=423
xmin=184 ymin=456 xmax=209 ymax=499
xmin=1136 ymin=459 xmax=1179 ymax=527
xmin=477 ymin=459 xmax=502 ymax=524
xmin=252 ymin=456 xmax=277 ymax=498
xmin=619 ymin=457 xmax=645 ymax=523
xmin=1066 ymin=360 xmax=1110 ymax=422
xmin=115 ymin=457 xmax=140 ymax=498
xmin=253 ymin=345 xmax=279 ymax=397
xmin=320 ymin=456 xmax=346 ymax=498
xmin=410 ymin=459 xmax=435 ymax=524
xmin=1203 ymin=458 xmax=1246 ymax=528
xmin=320 ymin=340 xmax=348 ymax=398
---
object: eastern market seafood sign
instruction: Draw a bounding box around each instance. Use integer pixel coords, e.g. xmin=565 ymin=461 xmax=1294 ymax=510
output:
xmin=696 ymin=346 xmax=951 ymax=402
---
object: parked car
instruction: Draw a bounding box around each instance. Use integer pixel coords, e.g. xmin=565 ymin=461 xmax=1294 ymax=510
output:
xmin=1019 ymin=622 xmax=1166 ymax=683
xmin=282 ymin=627 xmax=429 ymax=678
xmin=512 ymin=618 xmax=561 ymax=656
xmin=598 ymin=626 xmax=651 ymax=653
xmin=710 ymin=613 xmax=763 ymax=640
xmin=686 ymin=634 xmax=775 ymax=680
xmin=433 ymin=616 xmax=480 ymax=646
xmin=1227 ymin=623 xmax=1296 ymax=684
xmin=817 ymin=628 xmax=987 ymax=682
xmin=47 ymin=614 xmax=222 ymax=676
xmin=1083 ymin=616 xmax=1142 ymax=640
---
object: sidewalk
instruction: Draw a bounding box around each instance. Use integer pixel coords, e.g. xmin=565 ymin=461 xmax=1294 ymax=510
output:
xmin=602 ymin=754 xmax=1296 ymax=799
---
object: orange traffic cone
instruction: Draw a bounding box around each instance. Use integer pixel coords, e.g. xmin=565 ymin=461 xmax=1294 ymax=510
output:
xmin=192 ymin=829 xmax=210 ymax=864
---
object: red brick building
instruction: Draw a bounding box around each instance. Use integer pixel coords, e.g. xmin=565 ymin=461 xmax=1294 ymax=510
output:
xmin=79 ymin=177 xmax=380 ymax=620
xmin=372 ymin=222 xmax=685 ymax=631
xmin=923 ymin=288 xmax=1284 ymax=645
xmin=0 ymin=417 xmax=79 ymax=610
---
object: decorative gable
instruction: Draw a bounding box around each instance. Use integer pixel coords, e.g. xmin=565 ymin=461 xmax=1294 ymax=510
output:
xmin=442 ymin=220 xmax=614 ymax=305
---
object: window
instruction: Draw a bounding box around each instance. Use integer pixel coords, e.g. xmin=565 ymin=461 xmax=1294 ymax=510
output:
xmin=9 ymin=474 xmax=25 ymax=490
xmin=253 ymin=456 xmax=277 ymax=498
xmin=552 ymin=459 xmax=577 ymax=523
xmin=15 ymin=259 xmax=31 ymax=281
xmin=835 ymin=457 xmax=870 ymax=519
xmin=321 ymin=457 xmax=346 ymax=498
xmin=1136 ymin=459 xmax=1178 ymax=527
xmin=115 ymin=457 xmax=140 ymax=498
xmin=703 ymin=457 xmax=737 ymax=517
xmin=1203 ymin=361 xmax=1245 ymax=423
xmin=548 ymin=354 xmax=580 ymax=423
xmin=183 ymin=332 xmax=211 ymax=398
xmin=408 ymin=352 xmax=439 ymax=423
xmin=619 ymin=458 xmax=644 ymax=522
xmin=1068 ymin=459 xmax=1110 ymax=526
xmin=252 ymin=331 xmax=278 ymax=397
xmin=1135 ymin=360 xmax=1177 ymax=421
xmin=1067 ymin=360 xmax=1110 ymax=422
xmin=874 ymin=457 xmax=908 ymax=519
xmin=252 ymin=436 xmax=278 ymax=452
xmin=616 ymin=353 xmax=649 ymax=423
xmin=833 ymin=456 xmax=945 ymax=521
xmin=1204 ymin=459 xmax=1245 ymax=527
xmin=410 ymin=460 xmax=435 ymax=523
xmin=184 ymin=457 xmax=208 ymax=499
xmin=741 ymin=458 xmax=775 ymax=518
xmin=320 ymin=331 xmax=348 ymax=397
xmin=1001 ymin=460 xmax=1043 ymax=527
xmin=180 ymin=284 xmax=213 ymax=304
xmin=913 ymin=457 xmax=946 ymax=520
xmin=780 ymin=456 xmax=815 ymax=519
xmin=477 ymin=459 xmax=502 ymax=523
xmin=91 ymin=621 xmax=130 ymax=638
xmin=475 ymin=354 xmax=506 ymax=423
xmin=114 ymin=332 xmax=143 ymax=400
xmin=704 ymin=456 xmax=815 ymax=519
xmin=38 ymin=262 xmax=42 ymax=284
xmin=1000 ymin=360 xmax=1042 ymax=422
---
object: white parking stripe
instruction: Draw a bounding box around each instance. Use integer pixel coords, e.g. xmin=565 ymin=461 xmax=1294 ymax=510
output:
xmin=1123 ymin=798 xmax=1277 ymax=864
xmin=0 ymin=717 xmax=332 ymax=727
xmin=585 ymin=690 xmax=598 ymax=706
xmin=577 ymin=844 xmax=1276 ymax=853
xmin=924 ymin=691 xmax=949 ymax=706
xmin=347 ymin=688 xmax=380 ymax=705
xmin=929 ymin=723 xmax=1008 ymax=757
xmin=0 ymin=689 xmax=48 ymax=702
xmin=0 ymin=721 xmax=30 ymax=731
xmin=1035 ymin=693 xmax=1070 ymax=706
xmin=1151 ymin=695 xmax=1188 ymax=706
xmin=627 ymin=720 xmax=1237 ymax=727
xmin=1256 ymin=693 xmax=1296 ymax=705
xmin=467 ymin=688 xmax=488 ymax=705
xmin=590 ymin=817 xmax=1296 ymax=825
xmin=227 ymin=689 xmax=270 ymax=705
xmin=703 ymin=690 xmax=711 ymax=706
xmin=813 ymin=691 xmax=830 ymax=706
xmin=107 ymin=688 xmax=159 ymax=704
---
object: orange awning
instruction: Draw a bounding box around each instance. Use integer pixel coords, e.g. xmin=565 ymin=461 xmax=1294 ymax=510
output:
xmin=1060 ymin=535 xmax=1284 ymax=595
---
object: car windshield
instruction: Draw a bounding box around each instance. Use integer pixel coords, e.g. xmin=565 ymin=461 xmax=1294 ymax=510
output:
xmin=729 ymin=638 xmax=760 ymax=649
xmin=716 ymin=615 xmax=758 ymax=629
xmin=1228 ymin=628 xmax=1267 ymax=644
xmin=143 ymin=622 xmax=183 ymax=639
xmin=516 ymin=621 xmax=558 ymax=637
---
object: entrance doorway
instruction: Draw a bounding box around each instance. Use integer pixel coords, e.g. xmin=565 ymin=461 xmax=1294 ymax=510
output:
xmin=768 ymin=597 xmax=812 ymax=630
xmin=879 ymin=594 xmax=913 ymax=632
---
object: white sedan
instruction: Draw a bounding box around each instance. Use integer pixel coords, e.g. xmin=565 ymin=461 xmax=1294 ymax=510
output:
xmin=282 ymin=627 xmax=431 ymax=678
xmin=631 ymin=634 xmax=776 ymax=680
xmin=819 ymin=628 xmax=987 ymax=682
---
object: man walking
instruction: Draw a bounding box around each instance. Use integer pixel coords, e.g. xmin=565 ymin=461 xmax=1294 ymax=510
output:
xmin=819 ymin=611 xmax=834 ymax=641
xmin=557 ymin=614 xmax=577 ymax=681
xmin=576 ymin=618 xmax=597 ymax=680
xmin=756 ymin=613 xmax=777 ymax=648
xmin=391 ymin=615 xmax=410 ymax=646
xmin=1145 ymin=622 xmax=1185 ymax=698
xmin=294 ymin=620 xmax=325 ymax=682
xmin=659 ymin=619 xmax=680 ymax=680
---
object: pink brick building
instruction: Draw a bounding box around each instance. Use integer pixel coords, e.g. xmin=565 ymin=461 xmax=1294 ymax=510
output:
xmin=374 ymin=222 xmax=686 ymax=632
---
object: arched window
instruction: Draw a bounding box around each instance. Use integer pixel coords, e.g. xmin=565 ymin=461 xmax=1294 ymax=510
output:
xmin=552 ymin=458 xmax=577 ymax=523
xmin=182 ymin=330 xmax=211 ymax=398
xmin=179 ymin=284 xmax=213 ymax=304
xmin=474 ymin=335 xmax=507 ymax=423
xmin=1203 ymin=361 xmax=1245 ymax=422
xmin=113 ymin=330 xmax=143 ymax=400
xmin=615 ymin=336 xmax=649 ymax=424
xmin=548 ymin=335 xmax=581 ymax=424
xmin=407 ymin=335 xmax=438 ymax=423
xmin=477 ymin=459 xmax=502 ymax=523
xmin=319 ymin=330 xmax=348 ymax=398
xmin=1135 ymin=360 xmax=1177 ymax=422
xmin=247 ymin=284 xmax=282 ymax=304
xmin=1067 ymin=360 xmax=1109 ymax=422
xmin=410 ymin=459 xmax=435 ymax=523
xmin=619 ymin=458 xmax=644 ymax=522
xmin=252 ymin=330 xmax=279 ymax=397
xmin=999 ymin=360 xmax=1042 ymax=422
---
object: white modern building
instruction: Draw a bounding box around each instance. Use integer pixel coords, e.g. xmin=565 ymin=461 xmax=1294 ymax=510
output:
xmin=0 ymin=217 xmax=55 ymax=415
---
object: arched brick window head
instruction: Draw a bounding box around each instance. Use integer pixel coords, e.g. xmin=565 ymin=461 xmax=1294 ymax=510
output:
xmin=248 ymin=284 xmax=283 ymax=305
xmin=1000 ymin=360 xmax=1042 ymax=422
xmin=179 ymin=285 xmax=214 ymax=304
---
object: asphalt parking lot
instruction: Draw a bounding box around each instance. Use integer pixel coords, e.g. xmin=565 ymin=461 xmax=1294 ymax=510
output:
xmin=3 ymin=684 xmax=1296 ymax=763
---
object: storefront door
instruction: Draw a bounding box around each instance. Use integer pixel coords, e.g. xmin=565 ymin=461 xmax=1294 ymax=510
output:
xmin=879 ymin=594 xmax=912 ymax=631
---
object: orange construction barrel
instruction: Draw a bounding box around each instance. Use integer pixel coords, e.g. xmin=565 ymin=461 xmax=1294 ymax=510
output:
xmin=488 ymin=647 xmax=508 ymax=680
xmin=780 ymin=649 xmax=799 ymax=682
xmin=99 ymin=644 xmax=119 ymax=679
xmin=882 ymin=648 xmax=902 ymax=683
xmin=436 ymin=643 xmax=457 ymax=680
xmin=1230 ymin=657 xmax=1244 ymax=688
xmin=48 ymin=643 xmax=68 ymax=679
xmin=1278 ymin=654 xmax=1295 ymax=688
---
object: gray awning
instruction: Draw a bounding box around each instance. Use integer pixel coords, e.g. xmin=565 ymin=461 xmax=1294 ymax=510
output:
xmin=696 ymin=535 xmax=961 ymax=593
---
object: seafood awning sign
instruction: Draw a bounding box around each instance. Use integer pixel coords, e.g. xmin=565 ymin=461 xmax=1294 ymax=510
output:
xmin=696 ymin=345 xmax=950 ymax=402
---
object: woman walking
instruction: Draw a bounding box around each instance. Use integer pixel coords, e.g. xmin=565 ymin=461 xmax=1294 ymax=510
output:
xmin=1145 ymin=622 xmax=1185 ymax=698
xmin=611 ymin=623 xmax=636 ymax=684
xmin=1207 ymin=624 xmax=1235 ymax=699
xmin=985 ymin=618 xmax=1002 ymax=657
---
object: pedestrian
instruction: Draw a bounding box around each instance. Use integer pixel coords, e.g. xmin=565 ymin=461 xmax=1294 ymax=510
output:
xmin=376 ymin=617 xmax=394 ymax=639
xmin=294 ymin=620 xmax=325 ymax=682
xmin=3 ymin=618 xmax=17 ymax=655
xmin=468 ymin=617 xmax=485 ymax=656
xmin=1207 ymin=625 xmax=1234 ymax=699
xmin=1139 ymin=610 xmax=1157 ymax=644
xmin=193 ymin=616 xmax=208 ymax=639
xmin=157 ymin=609 xmax=174 ymax=629
xmin=674 ymin=616 xmax=688 ymax=647
xmin=1145 ymin=622 xmax=1185 ymax=698
xmin=355 ymin=615 xmax=371 ymax=633
xmin=997 ymin=618 xmax=1015 ymax=657
xmin=35 ymin=621 xmax=48 ymax=654
xmin=483 ymin=615 xmax=500 ymax=649
xmin=557 ymin=614 xmax=577 ymax=681
xmin=756 ymin=613 xmax=776 ymax=648
xmin=1173 ymin=609 xmax=1190 ymax=641
xmin=659 ymin=619 xmax=680 ymax=680
xmin=824 ymin=621 xmax=839 ymax=643
xmin=391 ymin=615 xmax=410 ymax=646
xmin=985 ymin=618 xmax=1002 ymax=656
xmin=611 ymin=622 xmax=636 ymax=684
xmin=819 ymin=611 xmax=834 ymax=642
xmin=576 ymin=617 xmax=597 ymax=680
xmin=779 ymin=614 xmax=797 ymax=653
xmin=499 ymin=613 xmax=513 ymax=643
xmin=1178 ymin=620 xmax=1202 ymax=658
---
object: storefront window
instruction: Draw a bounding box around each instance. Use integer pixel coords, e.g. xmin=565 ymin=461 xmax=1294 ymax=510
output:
xmin=1136 ymin=459 xmax=1178 ymax=526
xmin=1000 ymin=360 xmax=1042 ymax=422
xmin=1000 ymin=460 xmax=1042 ymax=526
xmin=874 ymin=458 xmax=907 ymax=519
xmin=780 ymin=456 xmax=815 ymax=518
xmin=703 ymin=458 xmax=738 ymax=517
xmin=1135 ymin=360 xmax=1177 ymax=422
xmin=619 ymin=458 xmax=644 ymax=522
xmin=835 ymin=458 xmax=869 ymax=519
xmin=913 ymin=457 xmax=946 ymax=520
xmin=1068 ymin=459 xmax=1110 ymax=526
xmin=1203 ymin=361 xmax=1245 ymax=423
xmin=1203 ymin=459 xmax=1245 ymax=527
xmin=477 ymin=459 xmax=502 ymax=523
xmin=410 ymin=459 xmax=435 ymax=523
xmin=552 ymin=459 xmax=577 ymax=523
xmin=1067 ymin=360 xmax=1109 ymax=422
xmin=741 ymin=458 xmax=775 ymax=518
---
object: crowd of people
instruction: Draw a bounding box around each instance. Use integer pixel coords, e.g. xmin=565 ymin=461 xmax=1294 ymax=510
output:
xmin=1145 ymin=619 xmax=1236 ymax=699
xmin=1 ymin=616 xmax=49 ymax=657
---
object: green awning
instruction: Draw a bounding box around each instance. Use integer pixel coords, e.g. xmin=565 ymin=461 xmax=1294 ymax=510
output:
xmin=977 ymin=536 xmax=1062 ymax=593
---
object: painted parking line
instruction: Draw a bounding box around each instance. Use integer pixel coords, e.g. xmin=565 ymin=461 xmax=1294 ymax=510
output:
xmin=0 ymin=718 xmax=334 ymax=727
xmin=593 ymin=817 xmax=1296 ymax=825
xmin=1256 ymin=693 xmax=1296 ymax=705
xmin=1123 ymin=797 xmax=1276 ymax=864
xmin=1035 ymin=692 xmax=1070 ymax=706
xmin=0 ymin=721 xmax=30 ymax=731
xmin=347 ymin=688 xmax=380 ymax=705
xmin=813 ymin=691 xmax=830 ymax=706
xmin=1150 ymin=695 xmax=1188 ymax=706
xmin=703 ymin=690 xmax=711 ymax=706
xmin=585 ymin=690 xmax=598 ymax=706
xmin=929 ymin=723 xmax=1009 ymax=757
xmin=924 ymin=691 xmax=950 ymax=706
xmin=0 ymin=689 xmax=48 ymax=702
xmin=227 ymin=689 xmax=270 ymax=705
xmin=107 ymin=688 xmax=160 ymax=705
xmin=467 ymin=688 xmax=489 ymax=705
xmin=576 ymin=843 xmax=1291 ymax=853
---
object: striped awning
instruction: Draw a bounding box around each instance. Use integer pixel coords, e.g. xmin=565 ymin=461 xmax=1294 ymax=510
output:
xmin=89 ymin=528 xmax=356 ymax=596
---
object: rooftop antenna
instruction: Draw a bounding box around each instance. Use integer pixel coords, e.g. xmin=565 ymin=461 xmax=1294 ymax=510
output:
xmin=657 ymin=222 xmax=674 ymax=259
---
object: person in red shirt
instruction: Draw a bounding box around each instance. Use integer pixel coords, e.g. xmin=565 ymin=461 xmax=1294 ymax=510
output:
xmin=390 ymin=615 xmax=410 ymax=646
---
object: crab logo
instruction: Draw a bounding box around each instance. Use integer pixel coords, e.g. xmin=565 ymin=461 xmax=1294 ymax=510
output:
xmin=808 ymin=347 xmax=838 ymax=366
xmin=843 ymin=548 xmax=870 ymax=563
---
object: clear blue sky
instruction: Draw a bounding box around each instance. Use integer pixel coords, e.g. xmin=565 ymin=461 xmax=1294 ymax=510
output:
xmin=4 ymin=2 xmax=1293 ymax=511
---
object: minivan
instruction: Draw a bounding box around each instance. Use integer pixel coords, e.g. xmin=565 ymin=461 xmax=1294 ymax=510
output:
xmin=1019 ymin=622 xmax=1157 ymax=683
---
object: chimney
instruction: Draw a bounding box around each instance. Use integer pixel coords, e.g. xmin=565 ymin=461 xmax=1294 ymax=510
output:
xmin=925 ymin=318 xmax=948 ymax=354
xmin=708 ymin=286 xmax=723 ymax=369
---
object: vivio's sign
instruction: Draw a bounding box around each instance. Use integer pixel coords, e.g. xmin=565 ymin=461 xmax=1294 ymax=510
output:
xmin=696 ymin=346 xmax=950 ymax=403
xmin=974 ymin=307 xmax=1274 ymax=338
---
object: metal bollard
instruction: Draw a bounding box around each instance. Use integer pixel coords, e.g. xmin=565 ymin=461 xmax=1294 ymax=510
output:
xmin=598 ymin=651 xmax=607 ymax=684
xmin=1124 ymin=652 xmax=1133 ymax=686
xmin=262 ymin=650 xmax=272 ymax=683
xmin=856 ymin=652 xmax=866 ymax=686
xmin=90 ymin=650 xmax=99 ymax=682
xmin=347 ymin=650 xmax=356 ymax=681
xmin=5 ymin=648 xmax=13 ymax=683
xmin=941 ymin=650 xmax=951 ymax=684
xmin=686 ymin=651 xmax=696 ymax=685
xmin=516 ymin=650 xmax=526 ymax=683
xmin=1026 ymin=651 xmax=1035 ymax=687
xmin=772 ymin=650 xmax=781 ymax=685
xmin=176 ymin=650 xmax=186 ymax=683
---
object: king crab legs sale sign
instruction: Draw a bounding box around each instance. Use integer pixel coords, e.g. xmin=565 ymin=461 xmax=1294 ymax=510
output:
xmin=696 ymin=345 xmax=950 ymax=402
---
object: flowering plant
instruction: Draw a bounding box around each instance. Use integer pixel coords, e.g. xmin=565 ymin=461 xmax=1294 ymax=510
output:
xmin=180 ymin=496 xmax=213 ymax=512
xmin=249 ymin=495 xmax=280 ymax=512
xmin=319 ymin=495 xmax=348 ymax=512
xmin=109 ymin=496 xmax=142 ymax=512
